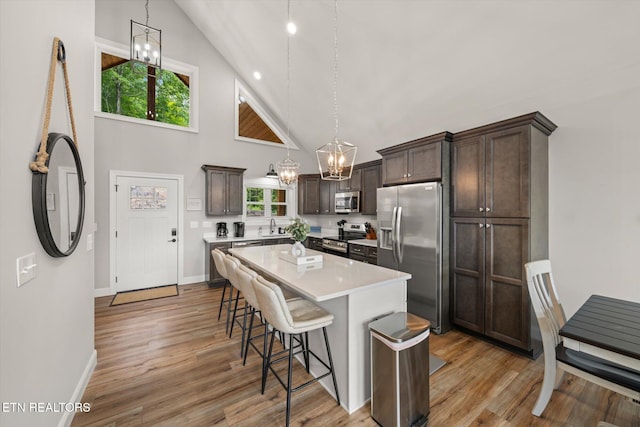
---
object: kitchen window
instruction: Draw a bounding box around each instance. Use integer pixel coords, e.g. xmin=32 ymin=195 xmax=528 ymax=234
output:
xmin=95 ymin=38 xmax=199 ymax=133
xmin=245 ymin=185 xmax=291 ymax=219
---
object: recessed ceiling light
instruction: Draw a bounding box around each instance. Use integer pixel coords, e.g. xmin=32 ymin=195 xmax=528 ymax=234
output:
xmin=253 ymin=71 xmax=262 ymax=80
xmin=287 ymin=21 xmax=297 ymax=35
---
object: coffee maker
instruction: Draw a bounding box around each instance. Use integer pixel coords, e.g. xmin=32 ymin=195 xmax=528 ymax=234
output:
xmin=234 ymin=222 xmax=245 ymax=237
xmin=216 ymin=222 xmax=228 ymax=238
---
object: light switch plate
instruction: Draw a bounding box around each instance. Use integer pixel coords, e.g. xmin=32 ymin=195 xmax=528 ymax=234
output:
xmin=87 ymin=234 xmax=93 ymax=251
xmin=16 ymin=252 xmax=37 ymax=287
xmin=190 ymin=221 xmax=198 ymax=229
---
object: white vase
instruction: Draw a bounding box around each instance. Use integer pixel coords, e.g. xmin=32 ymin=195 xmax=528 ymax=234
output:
xmin=291 ymin=241 xmax=306 ymax=257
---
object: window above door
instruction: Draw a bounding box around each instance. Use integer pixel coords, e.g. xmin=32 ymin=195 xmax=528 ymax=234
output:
xmin=95 ymin=38 xmax=199 ymax=133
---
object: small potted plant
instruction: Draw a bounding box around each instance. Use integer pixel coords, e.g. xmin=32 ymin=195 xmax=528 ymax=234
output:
xmin=284 ymin=217 xmax=310 ymax=256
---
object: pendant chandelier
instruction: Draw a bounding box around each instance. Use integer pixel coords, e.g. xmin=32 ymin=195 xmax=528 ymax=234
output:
xmin=276 ymin=0 xmax=300 ymax=187
xmin=316 ymin=0 xmax=356 ymax=181
xmin=130 ymin=0 xmax=162 ymax=70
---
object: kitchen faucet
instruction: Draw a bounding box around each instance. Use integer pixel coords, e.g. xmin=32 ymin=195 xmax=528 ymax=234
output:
xmin=270 ymin=218 xmax=276 ymax=235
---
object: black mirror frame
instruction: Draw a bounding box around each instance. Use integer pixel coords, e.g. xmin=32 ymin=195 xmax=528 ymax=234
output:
xmin=32 ymin=132 xmax=86 ymax=257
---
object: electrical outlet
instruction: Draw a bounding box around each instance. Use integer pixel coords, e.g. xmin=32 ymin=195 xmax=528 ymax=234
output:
xmin=202 ymin=221 xmax=212 ymax=228
xmin=87 ymin=234 xmax=93 ymax=251
xmin=16 ymin=253 xmax=37 ymax=287
xmin=190 ymin=221 xmax=198 ymax=229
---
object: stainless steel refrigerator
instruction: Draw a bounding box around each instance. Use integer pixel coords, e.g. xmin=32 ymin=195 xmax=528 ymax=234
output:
xmin=377 ymin=182 xmax=450 ymax=333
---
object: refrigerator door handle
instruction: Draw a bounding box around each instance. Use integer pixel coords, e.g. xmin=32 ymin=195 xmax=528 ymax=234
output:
xmin=391 ymin=206 xmax=398 ymax=264
xmin=396 ymin=206 xmax=403 ymax=263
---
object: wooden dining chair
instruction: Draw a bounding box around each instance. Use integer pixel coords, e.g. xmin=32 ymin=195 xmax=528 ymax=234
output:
xmin=525 ymin=260 xmax=640 ymax=417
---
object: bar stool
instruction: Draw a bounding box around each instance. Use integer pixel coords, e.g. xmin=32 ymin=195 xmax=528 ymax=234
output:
xmin=252 ymin=275 xmax=340 ymax=427
xmin=232 ymin=264 xmax=259 ymax=358
xmin=222 ymin=255 xmax=244 ymax=340
xmin=211 ymin=249 xmax=234 ymax=333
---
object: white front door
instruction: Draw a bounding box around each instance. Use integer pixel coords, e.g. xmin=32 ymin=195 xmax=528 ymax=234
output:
xmin=115 ymin=176 xmax=179 ymax=292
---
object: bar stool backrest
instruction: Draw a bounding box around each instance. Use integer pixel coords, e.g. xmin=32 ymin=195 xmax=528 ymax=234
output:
xmin=237 ymin=265 xmax=259 ymax=308
xmin=223 ymin=255 xmax=242 ymax=287
xmin=252 ymin=276 xmax=295 ymax=334
xmin=211 ymin=249 xmax=228 ymax=280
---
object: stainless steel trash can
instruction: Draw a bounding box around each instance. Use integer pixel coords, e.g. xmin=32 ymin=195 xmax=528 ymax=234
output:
xmin=369 ymin=312 xmax=430 ymax=427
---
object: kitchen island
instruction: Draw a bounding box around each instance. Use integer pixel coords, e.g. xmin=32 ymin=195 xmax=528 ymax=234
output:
xmin=229 ymin=244 xmax=410 ymax=414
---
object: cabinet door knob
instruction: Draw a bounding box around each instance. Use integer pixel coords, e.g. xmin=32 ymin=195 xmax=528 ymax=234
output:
xmin=486 ymin=224 xmax=491 ymax=228
xmin=403 ymin=174 xmax=407 ymax=178
xmin=486 ymin=207 xmax=491 ymax=212
xmin=479 ymin=224 xmax=484 ymax=228
xmin=408 ymin=173 xmax=411 ymax=177
xmin=479 ymin=207 xmax=484 ymax=212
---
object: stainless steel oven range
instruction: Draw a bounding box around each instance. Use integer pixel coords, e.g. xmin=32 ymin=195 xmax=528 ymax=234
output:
xmin=321 ymin=223 xmax=366 ymax=257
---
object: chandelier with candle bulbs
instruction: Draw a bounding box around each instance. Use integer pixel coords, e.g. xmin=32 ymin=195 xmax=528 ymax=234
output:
xmin=130 ymin=0 xmax=162 ymax=71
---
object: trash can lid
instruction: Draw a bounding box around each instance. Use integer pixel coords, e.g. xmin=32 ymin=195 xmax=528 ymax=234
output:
xmin=368 ymin=312 xmax=431 ymax=343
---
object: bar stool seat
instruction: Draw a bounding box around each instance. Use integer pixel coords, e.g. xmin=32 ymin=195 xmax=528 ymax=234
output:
xmin=285 ymin=299 xmax=333 ymax=331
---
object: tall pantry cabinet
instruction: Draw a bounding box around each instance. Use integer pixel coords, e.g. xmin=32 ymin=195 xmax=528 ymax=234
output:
xmin=450 ymin=112 xmax=556 ymax=357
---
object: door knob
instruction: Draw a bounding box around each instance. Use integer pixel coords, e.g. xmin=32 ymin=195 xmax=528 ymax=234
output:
xmin=168 ymin=238 xmax=177 ymax=242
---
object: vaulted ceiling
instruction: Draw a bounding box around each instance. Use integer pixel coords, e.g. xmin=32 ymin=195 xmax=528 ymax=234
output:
xmin=175 ymin=0 xmax=638 ymax=163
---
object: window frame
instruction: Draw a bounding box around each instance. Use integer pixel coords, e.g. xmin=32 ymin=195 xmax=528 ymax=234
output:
xmin=95 ymin=37 xmax=199 ymax=133
xmin=243 ymin=178 xmax=296 ymax=222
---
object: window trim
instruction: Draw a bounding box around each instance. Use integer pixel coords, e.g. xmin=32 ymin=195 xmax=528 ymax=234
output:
xmin=94 ymin=37 xmax=199 ymax=133
xmin=243 ymin=178 xmax=296 ymax=222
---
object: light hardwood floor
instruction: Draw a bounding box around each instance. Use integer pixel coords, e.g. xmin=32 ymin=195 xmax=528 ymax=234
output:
xmin=73 ymin=283 xmax=639 ymax=426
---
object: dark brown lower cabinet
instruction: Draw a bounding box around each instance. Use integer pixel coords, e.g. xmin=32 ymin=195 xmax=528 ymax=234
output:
xmin=451 ymin=217 xmax=532 ymax=352
xmin=206 ymin=241 xmax=232 ymax=286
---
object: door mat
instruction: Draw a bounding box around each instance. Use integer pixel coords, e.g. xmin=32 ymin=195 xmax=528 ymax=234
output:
xmin=429 ymin=354 xmax=446 ymax=375
xmin=110 ymin=284 xmax=179 ymax=306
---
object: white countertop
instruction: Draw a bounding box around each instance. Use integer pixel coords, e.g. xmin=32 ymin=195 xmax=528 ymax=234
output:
xmin=229 ymin=244 xmax=410 ymax=302
xmin=203 ymin=233 xmax=291 ymax=244
xmin=348 ymin=239 xmax=378 ymax=248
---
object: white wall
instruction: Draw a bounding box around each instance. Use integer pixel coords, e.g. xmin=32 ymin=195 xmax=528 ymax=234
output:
xmin=93 ymin=0 xmax=318 ymax=290
xmin=547 ymin=87 xmax=640 ymax=316
xmin=0 ymin=1 xmax=96 ymax=426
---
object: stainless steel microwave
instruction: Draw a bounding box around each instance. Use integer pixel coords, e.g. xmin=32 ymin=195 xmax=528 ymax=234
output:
xmin=335 ymin=191 xmax=360 ymax=213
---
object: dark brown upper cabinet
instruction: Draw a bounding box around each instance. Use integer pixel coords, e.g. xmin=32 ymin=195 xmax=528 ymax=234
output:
xmin=298 ymin=174 xmax=327 ymax=215
xmin=359 ymin=160 xmax=381 ymax=215
xmin=202 ymin=165 xmax=246 ymax=216
xmin=337 ymin=168 xmax=361 ymax=192
xmin=377 ymin=132 xmax=453 ymax=186
xmin=451 ymin=112 xmax=557 ymax=219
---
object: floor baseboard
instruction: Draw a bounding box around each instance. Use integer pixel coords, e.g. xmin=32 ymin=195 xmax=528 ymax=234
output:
xmin=58 ymin=349 xmax=97 ymax=427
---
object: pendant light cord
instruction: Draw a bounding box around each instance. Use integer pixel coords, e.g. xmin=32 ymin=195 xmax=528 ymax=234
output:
xmin=145 ymin=0 xmax=150 ymax=26
xmin=286 ymin=0 xmax=292 ymax=158
xmin=333 ymin=0 xmax=339 ymax=141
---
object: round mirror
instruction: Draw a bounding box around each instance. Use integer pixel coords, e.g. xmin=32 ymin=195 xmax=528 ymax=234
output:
xmin=32 ymin=133 xmax=85 ymax=257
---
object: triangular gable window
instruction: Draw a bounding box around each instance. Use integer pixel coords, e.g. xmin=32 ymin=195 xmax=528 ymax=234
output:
xmin=234 ymin=79 xmax=298 ymax=149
